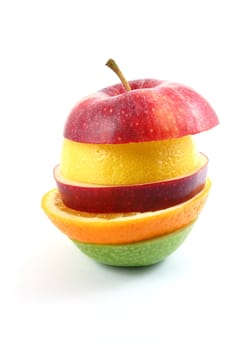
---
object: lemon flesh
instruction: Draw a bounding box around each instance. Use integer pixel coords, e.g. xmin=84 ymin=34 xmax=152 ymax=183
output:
xmin=60 ymin=136 xmax=200 ymax=185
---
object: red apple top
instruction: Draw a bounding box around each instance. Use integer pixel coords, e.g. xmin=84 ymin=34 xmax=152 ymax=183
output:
xmin=64 ymin=60 xmax=219 ymax=144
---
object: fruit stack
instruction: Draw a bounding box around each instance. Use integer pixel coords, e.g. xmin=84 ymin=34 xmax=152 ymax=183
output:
xmin=42 ymin=60 xmax=219 ymax=266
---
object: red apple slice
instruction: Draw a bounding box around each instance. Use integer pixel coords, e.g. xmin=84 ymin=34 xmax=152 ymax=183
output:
xmin=64 ymin=79 xmax=219 ymax=144
xmin=54 ymin=153 xmax=208 ymax=213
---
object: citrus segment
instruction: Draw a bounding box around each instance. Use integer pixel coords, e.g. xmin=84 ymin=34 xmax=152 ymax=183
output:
xmin=73 ymin=221 xmax=195 ymax=266
xmin=60 ymin=136 xmax=200 ymax=185
xmin=41 ymin=178 xmax=211 ymax=244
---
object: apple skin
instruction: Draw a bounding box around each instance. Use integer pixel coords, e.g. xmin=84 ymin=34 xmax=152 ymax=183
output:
xmin=54 ymin=154 xmax=208 ymax=213
xmin=64 ymin=79 xmax=219 ymax=144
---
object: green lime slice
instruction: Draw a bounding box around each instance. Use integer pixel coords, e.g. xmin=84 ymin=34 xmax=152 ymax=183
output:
xmin=72 ymin=221 xmax=195 ymax=267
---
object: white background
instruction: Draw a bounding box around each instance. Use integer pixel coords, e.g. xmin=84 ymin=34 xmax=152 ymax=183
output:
xmin=0 ymin=0 xmax=232 ymax=349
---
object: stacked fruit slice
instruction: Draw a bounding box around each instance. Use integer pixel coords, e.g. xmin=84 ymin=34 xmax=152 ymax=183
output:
xmin=42 ymin=60 xmax=219 ymax=266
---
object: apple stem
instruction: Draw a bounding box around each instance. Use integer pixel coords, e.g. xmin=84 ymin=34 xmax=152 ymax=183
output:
xmin=105 ymin=59 xmax=131 ymax=92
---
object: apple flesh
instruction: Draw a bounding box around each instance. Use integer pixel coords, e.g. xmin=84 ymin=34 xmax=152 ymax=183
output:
xmin=64 ymin=79 xmax=219 ymax=144
xmin=54 ymin=153 xmax=208 ymax=213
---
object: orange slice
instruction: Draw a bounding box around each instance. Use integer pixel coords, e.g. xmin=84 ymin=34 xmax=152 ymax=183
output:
xmin=41 ymin=179 xmax=211 ymax=244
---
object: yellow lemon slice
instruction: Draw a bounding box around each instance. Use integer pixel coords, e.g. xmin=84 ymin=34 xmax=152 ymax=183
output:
xmin=60 ymin=135 xmax=200 ymax=185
